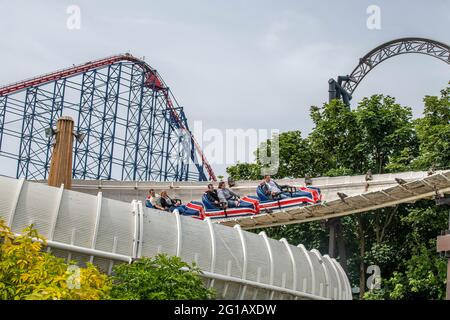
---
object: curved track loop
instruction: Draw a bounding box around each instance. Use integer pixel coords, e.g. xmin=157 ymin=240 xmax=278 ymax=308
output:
xmin=342 ymin=37 xmax=450 ymax=95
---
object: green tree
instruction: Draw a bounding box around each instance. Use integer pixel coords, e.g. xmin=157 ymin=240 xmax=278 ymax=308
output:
xmin=110 ymin=254 xmax=215 ymax=300
xmin=0 ymin=220 xmax=111 ymax=300
xmin=226 ymin=162 xmax=261 ymax=180
xmin=412 ymin=86 xmax=450 ymax=170
xmin=308 ymin=100 xmax=365 ymax=175
xmin=355 ymin=95 xmax=418 ymax=173
xmin=227 ymin=131 xmax=314 ymax=180
xmin=364 ymin=203 xmax=448 ymax=300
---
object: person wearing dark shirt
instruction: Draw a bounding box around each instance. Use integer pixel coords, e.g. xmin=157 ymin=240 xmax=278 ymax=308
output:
xmin=205 ymin=183 xmax=221 ymax=208
xmin=160 ymin=191 xmax=186 ymax=214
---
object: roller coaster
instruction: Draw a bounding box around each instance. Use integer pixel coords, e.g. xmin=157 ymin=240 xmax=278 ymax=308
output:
xmin=329 ymin=37 xmax=450 ymax=106
xmin=0 ymin=37 xmax=449 ymax=300
xmin=0 ymin=54 xmax=215 ymax=182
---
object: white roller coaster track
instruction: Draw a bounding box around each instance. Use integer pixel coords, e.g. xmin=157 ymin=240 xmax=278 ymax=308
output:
xmin=219 ymin=171 xmax=450 ymax=229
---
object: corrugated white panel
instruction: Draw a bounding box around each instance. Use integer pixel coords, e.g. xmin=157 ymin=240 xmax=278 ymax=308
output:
xmin=267 ymin=240 xmax=294 ymax=299
xmin=242 ymin=231 xmax=271 ymax=299
xmin=322 ymin=255 xmax=340 ymax=300
xmin=140 ymin=208 xmax=178 ymax=258
xmin=12 ymin=181 xmax=59 ymax=237
xmin=307 ymin=250 xmax=328 ymax=297
xmin=53 ymin=191 xmax=97 ymax=248
xmin=0 ymin=177 xmax=22 ymax=225
xmin=214 ymin=223 xmax=245 ymax=299
xmin=331 ymin=258 xmax=352 ymax=300
xmin=178 ymin=217 xmax=212 ymax=271
xmin=94 ymin=197 xmax=134 ymax=257
xmin=292 ymin=245 xmax=314 ymax=295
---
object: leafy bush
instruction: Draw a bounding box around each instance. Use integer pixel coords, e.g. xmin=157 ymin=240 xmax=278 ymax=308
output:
xmin=1 ymin=219 xmax=215 ymax=300
xmin=0 ymin=219 xmax=111 ymax=300
xmin=110 ymin=254 xmax=215 ymax=300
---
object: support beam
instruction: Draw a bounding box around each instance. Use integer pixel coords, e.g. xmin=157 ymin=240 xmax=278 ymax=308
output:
xmin=328 ymin=219 xmax=336 ymax=257
xmin=436 ymin=194 xmax=450 ymax=300
xmin=48 ymin=116 xmax=74 ymax=189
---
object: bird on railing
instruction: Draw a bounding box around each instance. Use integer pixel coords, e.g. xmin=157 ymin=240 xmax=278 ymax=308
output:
xmin=365 ymin=169 xmax=373 ymax=191
xmin=365 ymin=169 xmax=373 ymax=181
xmin=395 ymin=178 xmax=407 ymax=185
xmin=337 ymin=192 xmax=348 ymax=202
xmin=305 ymin=175 xmax=313 ymax=186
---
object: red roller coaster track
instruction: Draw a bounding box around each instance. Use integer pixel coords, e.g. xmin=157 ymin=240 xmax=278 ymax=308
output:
xmin=0 ymin=54 xmax=217 ymax=181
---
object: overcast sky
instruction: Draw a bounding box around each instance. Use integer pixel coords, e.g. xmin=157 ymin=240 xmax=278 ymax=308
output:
xmin=0 ymin=1 xmax=449 ymax=176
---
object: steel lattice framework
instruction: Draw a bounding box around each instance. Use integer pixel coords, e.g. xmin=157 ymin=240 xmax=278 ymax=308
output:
xmin=329 ymin=37 xmax=450 ymax=105
xmin=0 ymin=54 xmax=216 ymax=181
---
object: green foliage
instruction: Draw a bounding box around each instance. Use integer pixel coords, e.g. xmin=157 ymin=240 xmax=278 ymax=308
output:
xmin=227 ymin=94 xmax=421 ymax=180
xmin=389 ymin=244 xmax=446 ymax=300
xmin=367 ymin=242 xmax=447 ymax=300
xmin=110 ymin=254 xmax=215 ymax=300
xmin=226 ymin=162 xmax=261 ymax=180
xmin=355 ymin=95 xmax=418 ymax=173
xmin=364 ymin=242 xmax=397 ymax=267
xmin=0 ymin=219 xmax=111 ymax=300
xmin=309 ymin=100 xmax=365 ymax=174
xmin=227 ymin=131 xmax=315 ymax=179
xmin=0 ymin=221 xmax=215 ymax=301
xmin=412 ymin=86 xmax=450 ymax=170
xmin=272 ymin=131 xmax=315 ymax=178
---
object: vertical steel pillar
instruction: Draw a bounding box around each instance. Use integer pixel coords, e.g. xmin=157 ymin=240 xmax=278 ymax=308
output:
xmin=144 ymin=85 xmax=157 ymax=181
xmin=73 ymin=70 xmax=97 ymax=179
xmin=122 ymin=65 xmax=145 ymax=180
xmin=136 ymin=82 xmax=153 ymax=180
xmin=97 ymin=63 xmax=122 ymax=179
xmin=328 ymin=219 xmax=336 ymax=257
xmin=44 ymin=79 xmax=66 ymax=179
xmin=17 ymin=87 xmax=37 ymax=179
xmin=0 ymin=96 xmax=7 ymax=150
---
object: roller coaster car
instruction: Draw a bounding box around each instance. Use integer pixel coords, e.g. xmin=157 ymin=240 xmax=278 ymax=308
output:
xmin=297 ymin=186 xmax=322 ymax=202
xmin=176 ymin=193 xmax=259 ymax=220
xmin=196 ymin=194 xmax=260 ymax=220
xmin=145 ymin=197 xmax=204 ymax=219
xmin=147 ymin=184 xmax=322 ymax=220
xmin=252 ymin=185 xmax=318 ymax=212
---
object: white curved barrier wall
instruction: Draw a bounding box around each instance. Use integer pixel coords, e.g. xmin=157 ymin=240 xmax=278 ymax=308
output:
xmin=0 ymin=176 xmax=351 ymax=300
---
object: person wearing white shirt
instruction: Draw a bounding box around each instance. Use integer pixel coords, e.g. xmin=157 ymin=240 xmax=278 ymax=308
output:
xmin=261 ymin=175 xmax=288 ymax=199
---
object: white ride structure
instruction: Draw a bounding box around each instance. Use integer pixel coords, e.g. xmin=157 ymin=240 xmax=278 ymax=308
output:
xmin=0 ymin=175 xmax=351 ymax=300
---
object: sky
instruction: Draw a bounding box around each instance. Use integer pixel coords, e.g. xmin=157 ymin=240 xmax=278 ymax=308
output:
xmin=0 ymin=0 xmax=449 ymax=177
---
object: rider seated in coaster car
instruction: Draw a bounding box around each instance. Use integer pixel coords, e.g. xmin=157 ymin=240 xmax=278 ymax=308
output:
xmin=256 ymin=175 xmax=320 ymax=203
xmin=205 ymin=183 xmax=223 ymax=208
xmin=199 ymin=182 xmax=259 ymax=219
xmin=217 ymin=181 xmax=240 ymax=208
xmin=259 ymin=175 xmax=294 ymax=200
xmin=160 ymin=191 xmax=188 ymax=214
xmin=145 ymin=189 xmax=165 ymax=210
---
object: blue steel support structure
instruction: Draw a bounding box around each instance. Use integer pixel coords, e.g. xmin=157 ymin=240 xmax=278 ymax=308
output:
xmin=0 ymin=96 xmax=7 ymax=150
xmin=0 ymin=55 xmax=214 ymax=182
